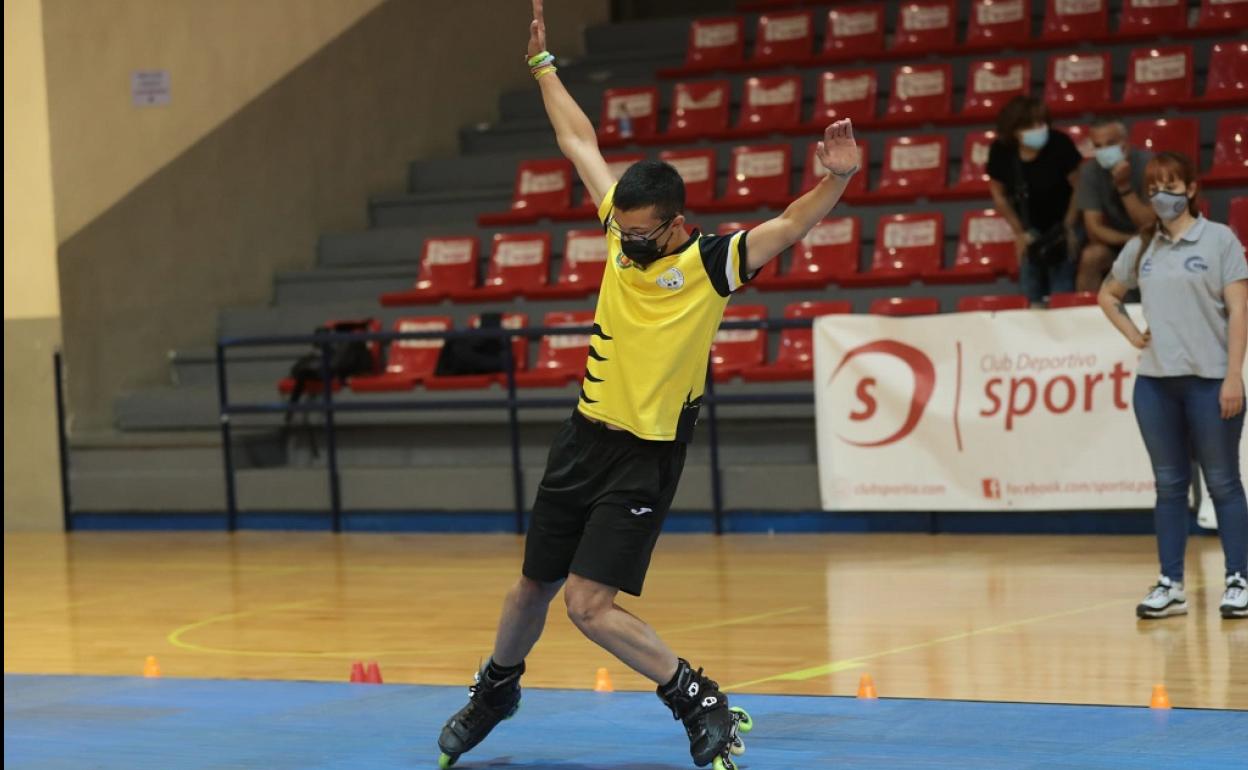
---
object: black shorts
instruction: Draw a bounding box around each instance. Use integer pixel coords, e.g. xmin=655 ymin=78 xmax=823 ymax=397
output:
xmin=522 ymin=410 xmax=687 ymax=596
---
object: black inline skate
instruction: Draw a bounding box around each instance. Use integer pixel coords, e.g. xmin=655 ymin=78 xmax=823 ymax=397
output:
xmin=436 ymin=659 xmax=524 ymax=768
xmin=658 ymin=658 xmax=753 ymax=769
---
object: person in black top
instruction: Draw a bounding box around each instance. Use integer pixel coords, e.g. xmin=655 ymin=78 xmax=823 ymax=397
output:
xmin=986 ymin=95 xmax=1085 ymax=304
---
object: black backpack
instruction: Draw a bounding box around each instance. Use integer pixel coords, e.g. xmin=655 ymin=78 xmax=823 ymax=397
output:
xmin=434 ymin=312 xmax=507 ymax=376
xmin=285 ymin=319 xmax=380 ymax=421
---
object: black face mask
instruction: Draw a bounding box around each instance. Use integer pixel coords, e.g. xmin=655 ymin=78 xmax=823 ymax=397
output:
xmin=618 ymin=218 xmax=673 ymax=267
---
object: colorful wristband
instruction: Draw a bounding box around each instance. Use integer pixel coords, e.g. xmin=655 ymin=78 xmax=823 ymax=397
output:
xmin=527 ymin=50 xmax=553 ymax=67
xmin=533 ymin=65 xmax=557 ymax=80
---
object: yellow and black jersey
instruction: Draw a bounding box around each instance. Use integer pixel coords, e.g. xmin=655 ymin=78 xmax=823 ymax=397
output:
xmin=576 ymin=183 xmax=756 ymax=442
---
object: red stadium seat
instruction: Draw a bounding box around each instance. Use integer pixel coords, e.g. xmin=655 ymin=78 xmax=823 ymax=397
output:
xmin=478 ymin=159 xmax=573 ymax=226
xmin=1205 ymin=114 xmax=1248 ymax=187
xmin=1118 ymin=0 xmax=1187 ymax=39
xmin=350 ymin=317 xmax=452 ymax=393
xmin=451 ymin=233 xmax=551 ymax=302
xmin=279 ymin=318 xmax=382 ymax=395
xmin=660 ymin=148 xmax=718 ymax=208
xmin=957 ymin=294 xmax=1030 ymax=312
xmin=664 ymin=80 xmax=731 ymax=140
xmin=1048 ymin=291 xmax=1098 ymax=308
xmin=951 ymin=130 xmax=997 ymax=196
xmin=425 ymin=313 xmax=529 ymax=390
xmin=808 ymin=69 xmax=877 ymax=127
xmin=1201 ymin=42 xmax=1248 ymax=108
xmin=710 ymin=305 xmax=768 ymax=382
xmin=892 ymin=1 xmax=957 ymax=54
xmin=706 ymin=144 xmax=792 ymax=211
xmin=733 ymin=75 xmax=803 ymax=136
xmin=820 ymin=5 xmax=886 ymax=61
xmin=717 ymin=221 xmax=778 ymax=289
xmin=1042 ymin=0 xmax=1108 ymax=43
xmin=1044 ymin=53 xmax=1112 ymax=117
xmin=870 ymin=297 xmax=941 ymax=316
xmin=1123 ymin=45 xmax=1194 ymax=108
xmin=884 ymin=63 xmax=953 ymax=124
xmin=873 ymin=134 xmax=948 ymax=201
xmin=1059 ymin=123 xmax=1096 ymax=159
xmin=751 ymin=11 xmax=814 ymax=67
xmin=1196 ymin=0 xmax=1248 ymax=31
xmin=925 ymin=209 xmax=1017 ymax=284
xmin=843 ymin=212 xmax=944 ymax=286
xmin=801 ymin=140 xmax=869 ymax=200
xmin=962 ymin=59 xmax=1031 ymax=121
xmin=379 ymin=237 xmax=479 ymax=306
xmin=526 ymin=230 xmax=608 ymax=300
xmin=1129 ymin=118 xmax=1200 ymax=165
xmin=1229 ymin=197 xmax=1248 ymax=244
xmin=598 ymin=87 xmax=659 ymax=145
xmin=741 ymin=301 xmax=854 ymax=382
xmin=515 ymin=311 xmax=595 ymax=388
xmin=966 ymin=0 xmax=1030 ymax=49
xmin=680 ymin=17 xmax=745 ymax=73
xmin=757 ymin=216 xmax=861 ymax=290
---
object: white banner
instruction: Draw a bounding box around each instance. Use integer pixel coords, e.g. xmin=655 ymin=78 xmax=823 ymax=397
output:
xmin=814 ymin=306 xmax=1245 ymax=511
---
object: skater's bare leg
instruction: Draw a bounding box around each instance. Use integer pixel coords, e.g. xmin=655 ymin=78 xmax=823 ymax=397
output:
xmin=492 ymin=576 xmax=563 ymax=667
xmin=564 ymin=573 xmax=679 ymax=684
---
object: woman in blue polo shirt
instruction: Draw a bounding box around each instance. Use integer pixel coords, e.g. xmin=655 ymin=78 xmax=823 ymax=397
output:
xmin=1098 ymin=151 xmax=1248 ymax=620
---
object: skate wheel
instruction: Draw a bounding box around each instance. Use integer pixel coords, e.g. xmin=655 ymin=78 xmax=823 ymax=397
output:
xmin=730 ymin=706 xmax=753 ymax=734
xmin=712 ymin=754 xmax=737 ymax=770
xmin=730 ymin=735 xmax=746 ymax=756
xmin=438 ymin=752 xmax=458 ymax=769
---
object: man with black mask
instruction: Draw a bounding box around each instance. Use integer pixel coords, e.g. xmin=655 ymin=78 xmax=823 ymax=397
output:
xmin=436 ymin=2 xmax=860 ymax=768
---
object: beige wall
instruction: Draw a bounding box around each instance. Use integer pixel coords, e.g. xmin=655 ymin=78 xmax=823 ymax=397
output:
xmin=43 ymin=0 xmax=386 ymax=242
xmin=5 ymin=0 xmax=65 ymax=530
xmin=52 ymin=0 xmax=609 ymax=431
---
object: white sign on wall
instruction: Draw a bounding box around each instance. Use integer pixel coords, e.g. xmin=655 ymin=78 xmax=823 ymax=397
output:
xmin=131 ymin=70 xmax=170 ymax=107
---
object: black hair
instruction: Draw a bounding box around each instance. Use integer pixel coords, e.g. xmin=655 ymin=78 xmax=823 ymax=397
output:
xmin=613 ymin=160 xmax=685 ymax=221
xmin=995 ymin=95 xmax=1049 ymax=147
xmin=1090 ymin=115 xmax=1125 ymax=129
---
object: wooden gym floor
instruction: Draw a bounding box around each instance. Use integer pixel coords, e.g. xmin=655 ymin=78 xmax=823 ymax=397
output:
xmin=4 ymin=531 xmax=1246 ymax=710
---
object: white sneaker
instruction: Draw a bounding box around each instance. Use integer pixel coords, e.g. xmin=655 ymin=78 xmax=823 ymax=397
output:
xmin=1221 ymin=574 xmax=1248 ymax=619
xmin=1136 ymin=576 xmax=1187 ymax=619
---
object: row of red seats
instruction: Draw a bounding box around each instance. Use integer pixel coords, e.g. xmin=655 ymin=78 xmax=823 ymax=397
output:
xmin=665 ymin=1 xmax=1246 ymax=76
xmin=601 ymin=42 xmax=1245 ymax=147
xmin=282 ymin=294 xmax=1104 ymax=395
xmin=387 ymin=200 xmax=1248 ymax=307
xmin=480 ymin=114 xmax=1248 ymax=225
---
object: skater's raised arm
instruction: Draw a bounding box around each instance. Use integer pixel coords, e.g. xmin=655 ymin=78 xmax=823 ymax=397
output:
xmin=743 ymin=119 xmax=861 ymax=273
xmin=527 ymin=0 xmax=614 ymax=208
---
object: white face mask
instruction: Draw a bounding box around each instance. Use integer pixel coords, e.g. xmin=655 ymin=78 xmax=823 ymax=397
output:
xmin=1150 ymin=190 xmax=1190 ymax=222
xmin=1019 ymin=126 xmax=1048 ymax=150
xmin=1095 ymin=143 xmax=1124 ymax=170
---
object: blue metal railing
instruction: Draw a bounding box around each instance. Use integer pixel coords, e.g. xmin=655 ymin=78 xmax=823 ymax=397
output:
xmin=215 ymin=318 xmax=817 ymax=534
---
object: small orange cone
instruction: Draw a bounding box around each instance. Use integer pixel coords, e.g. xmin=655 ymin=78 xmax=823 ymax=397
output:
xmin=349 ymin=662 xmax=366 ymax=683
xmin=594 ymin=667 xmax=614 ymax=692
xmin=856 ymin=673 xmax=878 ymax=699
xmin=143 ymin=656 xmax=161 ymax=678
xmin=365 ymin=661 xmax=384 ymax=684
xmin=1150 ymin=684 xmax=1171 ymax=709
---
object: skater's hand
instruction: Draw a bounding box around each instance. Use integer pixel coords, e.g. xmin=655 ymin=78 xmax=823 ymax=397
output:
xmin=527 ymin=0 xmax=547 ymax=58
xmin=1128 ymin=328 xmax=1151 ymax=350
xmin=816 ymin=119 xmax=860 ymax=177
xmin=1220 ymin=375 xmax=1244 ymax=419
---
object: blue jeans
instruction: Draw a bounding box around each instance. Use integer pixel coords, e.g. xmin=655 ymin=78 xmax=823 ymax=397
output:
xmin=1021 ymin=257 xmax=1075 ymax=304
xmin=1133 ymin=376 xmax=1248 ymax=581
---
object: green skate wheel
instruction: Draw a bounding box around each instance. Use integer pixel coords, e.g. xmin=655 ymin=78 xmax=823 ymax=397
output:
xmin=712 ymin=754 xmax=737 ymax=770
xmin=438 ymin=752 xmax=457 ymax=769
xmin=730 ymin=735 xmax=746 ymax=756
xmin=730 ymin=706 xmax=753 ymax=734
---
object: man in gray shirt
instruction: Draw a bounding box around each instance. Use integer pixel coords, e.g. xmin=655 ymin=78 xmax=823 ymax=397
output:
xmin=1077 ymin=117 xmax=1156 ymax=291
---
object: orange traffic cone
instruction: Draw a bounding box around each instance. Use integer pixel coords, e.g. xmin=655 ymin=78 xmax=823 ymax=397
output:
xmin=143 ymin=656 xmax=161 ymax=678
xmin=594 ymin=667 xmax=614 ymax=692
xmin=1150 ymin=684 xmax=1171 ymax=709
xmin=349 ymin=662 xmax=366 ymax=683
xmin=365 ymin=661 xmax=384 ymax=684
xmin=856 ymin=673 xmax=878 ymax=699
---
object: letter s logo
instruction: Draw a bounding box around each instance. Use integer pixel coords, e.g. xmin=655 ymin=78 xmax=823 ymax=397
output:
xmin=829 ymin=340 xmax=936 ymax=447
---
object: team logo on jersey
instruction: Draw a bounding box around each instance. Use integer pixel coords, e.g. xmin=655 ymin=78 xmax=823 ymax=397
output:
xmin=657 ymin=267 xmax=685 ymax=291
xmin=616 ymin=252 xmax=637 ymax=271
xmin=1183 ymin=255 xmax=1209 ymax=273
xmin=1140 ymin=258 xmax=1153 ymax=277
